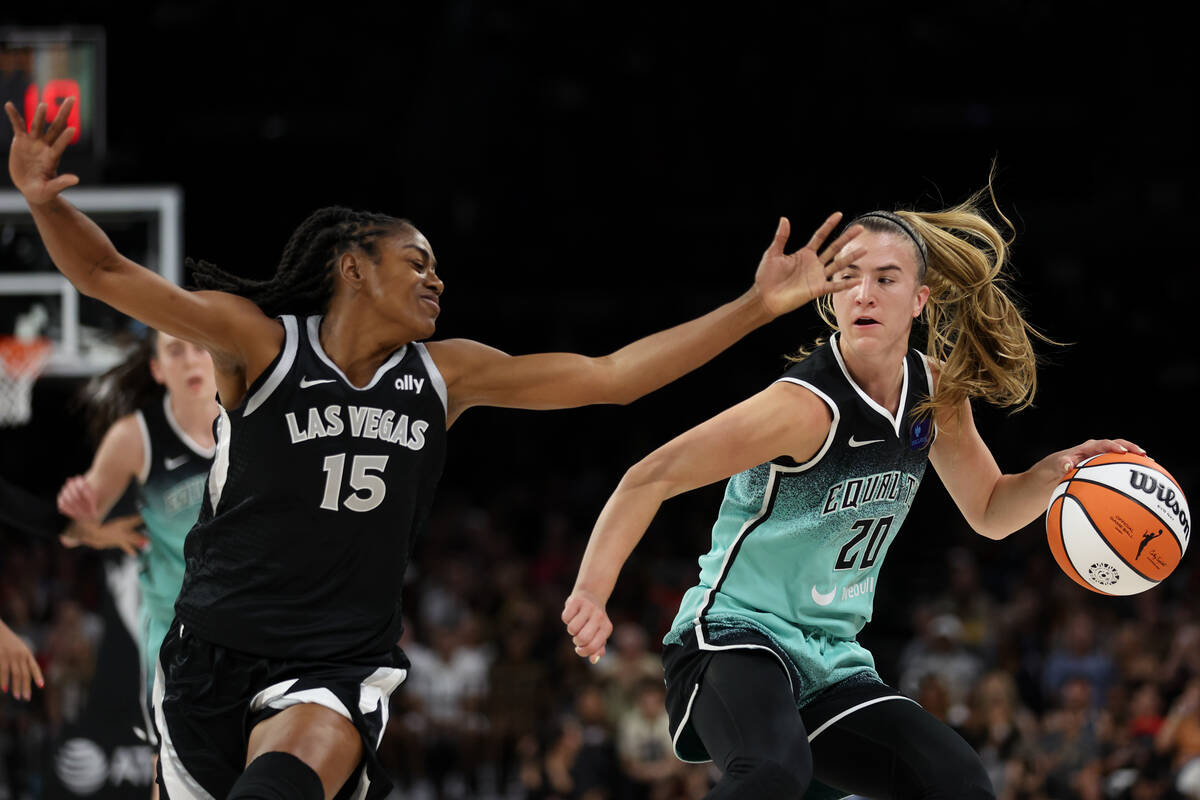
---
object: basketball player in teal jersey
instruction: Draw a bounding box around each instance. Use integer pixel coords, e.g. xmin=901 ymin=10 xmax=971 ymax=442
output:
xmin=56 ymin=330 xmax=217 ymax=732
xmin=564 ymin=195 xmax=1141 ymax=799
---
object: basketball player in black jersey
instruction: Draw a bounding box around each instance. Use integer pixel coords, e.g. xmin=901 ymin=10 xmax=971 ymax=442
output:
xmin=8 ymin=97 xmax=867 ymax=800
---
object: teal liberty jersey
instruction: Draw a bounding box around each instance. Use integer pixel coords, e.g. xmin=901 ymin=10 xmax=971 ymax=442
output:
xmin=134 ymin=394 xmax=213 ymax=628
xmin=669 ymin=334 xmax=935 ymax=663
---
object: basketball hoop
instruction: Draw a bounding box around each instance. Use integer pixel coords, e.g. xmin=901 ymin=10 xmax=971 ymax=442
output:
xmin=0 ymin=336 xmax=52 ymax=427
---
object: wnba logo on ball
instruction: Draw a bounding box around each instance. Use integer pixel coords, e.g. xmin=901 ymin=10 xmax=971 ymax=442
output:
xmin=1129 ymin=469 xmax=1191 ymax=539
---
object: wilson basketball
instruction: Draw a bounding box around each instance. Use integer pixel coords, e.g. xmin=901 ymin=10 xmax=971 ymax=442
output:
xmin=1046 ymin=452 xmax=1191 ymax=595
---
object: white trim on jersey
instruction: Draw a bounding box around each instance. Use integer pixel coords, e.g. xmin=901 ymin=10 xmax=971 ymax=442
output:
xmin=162 ymin=393 xmax=217 ymax=459
xmin=306 ymin=315 xmax=407 ymax=391
xmin=412 ymin=342 xmax=448 ymax=415
xmin=244 ymin=315 xmax=300 ymax=417
xmin=207 ymin=408 xmax=232 ymax=513
xmin=134 ymin=410 xmax=153 ymax=485
xmin=154 ymin=654 xmax=217 ymax=800
xmin=692 ymin=465 xmax=796 ymax=697
xmin=828 ymin=332 xmax=909 ymax=437
xmin=919 ymin=353 xmax=939 ymax=444
xmin=688 ymin=381 xmax=840 ymax=681
xmin=773 ymin=379 xmax=840 ymax=473
xmin=806 ymin=694 xmax=918 ymax=742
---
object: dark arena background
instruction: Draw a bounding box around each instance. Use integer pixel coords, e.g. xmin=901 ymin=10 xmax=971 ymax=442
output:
xmin=0 ymin=4 xmax=1195 ymax=800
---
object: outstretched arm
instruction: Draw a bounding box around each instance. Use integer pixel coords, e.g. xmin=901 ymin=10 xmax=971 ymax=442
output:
xmin=429 ymin=214 xmax=864 ymax=425
xmin=6 ymin=99 xmax=282 ymax=402
xmin=929 ymin=398 xmax=1142 ymax=540
xmin=562 ymin=382 xmax=833 ymax=661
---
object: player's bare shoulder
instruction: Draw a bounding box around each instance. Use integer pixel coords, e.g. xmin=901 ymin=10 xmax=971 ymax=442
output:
xmin=421 ymin=337 xmax=511 ymax=398
xmin=764 ymin=380 xmax=836 ymax=460
xmin=106 ymin=412 xmax=147 ymax=451
xmin=422 ymin=338 xmax=505 ymax=379
xmin=191 ymin=291 xmax=283 ymax=359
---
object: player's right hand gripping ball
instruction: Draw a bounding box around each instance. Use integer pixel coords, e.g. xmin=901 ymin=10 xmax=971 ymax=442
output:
xmin=1047 ymin=453 xmax=1190 ymax=595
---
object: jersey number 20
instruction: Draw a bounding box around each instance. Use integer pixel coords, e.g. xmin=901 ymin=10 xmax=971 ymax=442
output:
xmin=834 ymin=515 xmax=894 ymax=571
xmin=320 ymin=454 xmax=389 ymax=512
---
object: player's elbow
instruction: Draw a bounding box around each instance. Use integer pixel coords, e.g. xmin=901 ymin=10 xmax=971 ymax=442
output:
xmin=72 ymin=253 xmax=126 ymax=298
xmin=590 ymin=355 xmax=640 ymax=406
xmin=972 ymin=525 xmax=1010 ymax=541
xmin=621 ymin=449 xmax=685 ymax=501
xmin=969 ymin=516 xmax=1017 ymax=541
xmin=621 ymin=458 xmax=659 ymax=491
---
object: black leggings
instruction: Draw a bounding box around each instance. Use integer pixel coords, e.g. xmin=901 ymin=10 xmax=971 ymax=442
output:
xmin=690 ymin=650 xmax=994 ymax=799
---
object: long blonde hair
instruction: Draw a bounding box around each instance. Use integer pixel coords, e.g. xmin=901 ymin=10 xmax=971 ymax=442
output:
xmin=802 ymin=180 xmax=1051 ymax=420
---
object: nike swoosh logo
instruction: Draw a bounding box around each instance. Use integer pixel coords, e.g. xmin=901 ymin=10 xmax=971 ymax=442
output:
xmin=848 ymin=436 xmax=885 ymax=448
xmin=299 ymin=377 xmax=337 ymax=389
xmin=811 ymin=586 xmax=836 ymax=606
xmin=164 ymin=455 xmax=189 ymax=470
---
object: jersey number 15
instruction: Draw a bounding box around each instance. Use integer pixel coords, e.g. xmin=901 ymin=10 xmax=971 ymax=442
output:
xmin=320 ymin=454 xmax=389 ymax=512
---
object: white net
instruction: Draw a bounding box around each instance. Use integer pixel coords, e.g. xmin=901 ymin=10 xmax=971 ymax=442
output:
xmin=0 ymin=336 xmax=52 ymax=427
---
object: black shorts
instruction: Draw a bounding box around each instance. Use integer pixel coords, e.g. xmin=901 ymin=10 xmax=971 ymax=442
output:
xmin=663 ymin=626 xmax=914 ymax=800
xmin=152 ymin=621 xmax=408 ymax=800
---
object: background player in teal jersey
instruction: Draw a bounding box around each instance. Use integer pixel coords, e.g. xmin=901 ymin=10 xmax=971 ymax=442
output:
xmin=564 ymin=188 xmax=1141 ymax=799
xmin=56 ymin=330 xmax=217 ymax=724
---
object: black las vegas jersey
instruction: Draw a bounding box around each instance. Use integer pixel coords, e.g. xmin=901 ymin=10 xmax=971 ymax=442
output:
xmin=174 ymin=314 xmax=447 ymax=661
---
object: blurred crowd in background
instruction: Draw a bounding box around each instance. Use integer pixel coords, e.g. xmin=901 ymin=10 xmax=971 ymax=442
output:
xmin=0 ymin=3 xmax=1194 ymax=799
xmin=3 ymin=462 xmax=1199 ymax=800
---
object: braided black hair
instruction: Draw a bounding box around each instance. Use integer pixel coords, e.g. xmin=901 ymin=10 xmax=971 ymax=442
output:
xmin=188 ymin=207 xmax=413 ymax=318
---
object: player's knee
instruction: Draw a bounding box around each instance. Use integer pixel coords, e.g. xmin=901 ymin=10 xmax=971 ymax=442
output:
xmin=915 ymin=750 xmax=994 ymax=800
xmin=724 ymin=756 xmax=809 ymax=797
xmin=227 ymin=751 xmax=324 ymax=800
xmin=725 ymin=726 xmax=812 ymax=795
xmin=728 ymin=719 xmax=812 ymax=779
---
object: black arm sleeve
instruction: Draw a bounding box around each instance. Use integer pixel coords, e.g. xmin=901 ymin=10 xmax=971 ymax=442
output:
xmin=0 ymin=475 xmax=69 ymax=541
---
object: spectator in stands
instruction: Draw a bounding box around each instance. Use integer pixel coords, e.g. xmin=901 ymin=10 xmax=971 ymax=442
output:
xmin=899 ymin=612 xmax=982 ymax=726
xmin=617 ymin=678 xmax=678 ymax=800
xmin=1043 ymin=610 xmax=1116 ymax=711
xmin=594 ymin=623 xmax=662 ymax=724
xmin=960 ymin=671 xmax=1039 ymax=799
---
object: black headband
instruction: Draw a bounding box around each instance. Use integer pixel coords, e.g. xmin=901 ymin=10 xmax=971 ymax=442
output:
xmin=851 ymin=211 xmax=927 ymax=271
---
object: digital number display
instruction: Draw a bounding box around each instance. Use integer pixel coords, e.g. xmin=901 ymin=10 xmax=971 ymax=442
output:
xmin=0 ymin=28 xmax=105 ymax=171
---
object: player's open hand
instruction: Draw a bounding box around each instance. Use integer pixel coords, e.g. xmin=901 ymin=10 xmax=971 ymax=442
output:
xmin=753 ymin=213 xmax=865 ymax=318
xmin=5 ymin=97 xmax=80 ymax=206
xmin=0 ymin=618 xmax=44 ymax=700
xmin=61 ymin=514 xmax=148 ymax=556
xmin=562 ymin=589 xmax=613 ymax=663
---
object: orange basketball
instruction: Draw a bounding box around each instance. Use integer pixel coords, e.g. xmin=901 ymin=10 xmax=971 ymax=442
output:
xmin=1046 ymin=452 xmax=1190 ymax=595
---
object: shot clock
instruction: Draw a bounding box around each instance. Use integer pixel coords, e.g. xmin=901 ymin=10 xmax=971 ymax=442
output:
xmin=1 ymin=27 xmax=105 ymax=178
